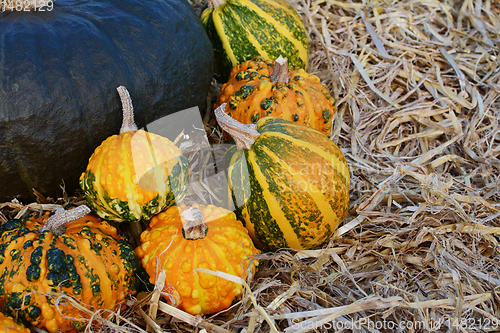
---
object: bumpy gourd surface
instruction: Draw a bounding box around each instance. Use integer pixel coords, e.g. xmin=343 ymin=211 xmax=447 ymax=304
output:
xmin=201 ymin=0 xmax=308 ymax=81
xmin=0 ymin=312 xmax=29 ymax=333
xmin=0 ymin=210 xmax=141 ymax=333
xmin=218 ymin=57 xmax=337 ymax=136
xmin=80 ymin=130 xmax=189 ymax=222
xmin=226 ymin=117 xmax=350 ymax=251
xmin=135 ymin=203 xmax=259 ymax=316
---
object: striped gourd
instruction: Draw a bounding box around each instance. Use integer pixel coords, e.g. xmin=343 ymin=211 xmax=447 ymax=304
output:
xmin=215 ymin=104 xmax=350 ymax=251
xmin=200 ymin=0 xmax=309 ymax=82
xmin=79 ymin=87 xmax=189 ymax=223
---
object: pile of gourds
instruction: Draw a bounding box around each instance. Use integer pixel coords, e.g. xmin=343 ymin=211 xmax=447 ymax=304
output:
xmin=201 ymin=0 xmax=351 ymax=250
xmin=80 ymin=86 xmax=261 ymax=318
xmin=0 ymin=0 xmax=351 ymax=331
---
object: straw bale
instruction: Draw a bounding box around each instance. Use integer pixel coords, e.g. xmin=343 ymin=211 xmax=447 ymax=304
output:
xmin=1 ymin=0 xmax=499 ymax=332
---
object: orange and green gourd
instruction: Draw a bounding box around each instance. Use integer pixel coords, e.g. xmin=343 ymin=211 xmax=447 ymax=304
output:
xmin=0 ymin=205 xmax=142 ymax=333
xmin=215 ymin=103 xmax=350 ymax=251
xmin=201 ymin=0 xmax=309 ymax=82
xmin=80 ymin=86 xmax=190 ymax=223
xmin=218 ymin=56 xmax=337 ymax=138
xmin=0 ymin=312 xmax=29 ymax=333
xmin=135 ymin=203 xmax=259 ymax=316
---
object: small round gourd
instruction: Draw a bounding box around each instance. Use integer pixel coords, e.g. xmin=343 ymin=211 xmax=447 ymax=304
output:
xmin=80 ymin=86 xmax=190 ymax=223
xmin=215 ymin=103 xmax=350 ymax=251
xmin=0 ymin=312 xmax=29 ymax=333
xmin=135 ymin=203 xmax=259 ymax=316
xmin=0 ymin=205 xmax=142 ymax=333
xmin=201 ymin=0 xmax=309 ymax=82
xmin=218 ymin=56 xmax=337 ymax=137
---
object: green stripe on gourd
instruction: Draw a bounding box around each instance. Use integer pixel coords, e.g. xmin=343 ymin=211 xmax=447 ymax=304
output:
xmin=223 ymin=2 xmax=306 ymax=66
xmin=201 ymin=0 xmax=309 ymax=82
xmin=237 ymin=0 xmax=308 ymax=58
xmin=254 ymin=137 xmax=348 ymax=200
xmin=226 ymin=147 xmax=287 ymax=250
xmin=216 ymin=103 xmax=350 ymax=251
xmin=225 ymin=147 xmax=252 ymax=208
xmin=260 ymin=131 xmax=349 ymax=185
xmin=250 ymin=0 xmax=309 ymax=43
xmin=248 ymin=147 xmax=328 ymax=249
xmin=257 ymin=119 xmax=350 ymax=174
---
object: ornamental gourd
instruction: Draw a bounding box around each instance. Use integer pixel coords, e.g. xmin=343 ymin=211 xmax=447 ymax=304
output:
xmin=135 ymin=203 xmax=259 ymax=316
xmin=0 ymin=312 xmax=29 ymax=333
xmin=215 ymin=104 xmax=350 ymax=251
xmin=80 ymin=86 xmax=190 ymax=224
xmin=218 ymin=56 xmax=336 ymax=137
xmin=201 ymin=0 xmax=308 ymax=82
xmin=0 ymin=0 xmax=213 ymax=202
xmin=0 ymin=205 xmax=142 ymax=333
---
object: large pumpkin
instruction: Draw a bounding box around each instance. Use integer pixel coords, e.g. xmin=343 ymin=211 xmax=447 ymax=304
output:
xmin=0 ymin=312 xmax=29 ymax=333
xmin=135 ymin=203 xmax=259 ymax=316
xmin=0 ymin=0 xmax=213 ymax=202
xmin=215 ymin=104 xmax=350 ymax=251
xmin=200 ymin=0 xmax=309 ymax=82
xmin=0 ymin=205 xmax=142 ymax=333
xmin=218 ymin=56 xmax=337 ymax=137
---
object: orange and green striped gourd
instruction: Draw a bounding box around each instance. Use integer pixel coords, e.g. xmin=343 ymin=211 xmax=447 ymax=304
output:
xmin=135 ymin=203 xmax=259 ymax=316
xmin=215 ymin=103 xmax=350 ymax=251
xmin=200 ymin=0 xmax=309 ymax=82
xmin=0 ymin=205 xmax=142 ymax=333
xmin=79 ymin=86 xmax=189 ymax=223
xmin=218 ymin=56 xmax=337 ymax=137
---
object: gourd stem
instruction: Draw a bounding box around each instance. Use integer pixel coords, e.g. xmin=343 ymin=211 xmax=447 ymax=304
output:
xmin=117 ymin=86 xmax=139 ymax=134
xmin=181 ymin=207 xmax=208 ymax=240
xmin=208 ymin=0 xmax=225 ymax=9
xmin=269 ymin=56 xmax=290 ymax=84
xmin=214 ymin=103 xmax=260 ymax=150
xmin=39 ymin=205 xmax=91 ymax=236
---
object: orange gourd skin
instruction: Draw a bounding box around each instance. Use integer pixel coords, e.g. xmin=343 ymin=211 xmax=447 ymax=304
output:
xmin=218 ymin=57 xmax=337 ymax=137
xmin=135 ymin=204 xmax=259 ymax=316
xmin=0 ymin=209 xmax=142 ymax=333
xmin=0 ymin=312 xmax=29 ymax=333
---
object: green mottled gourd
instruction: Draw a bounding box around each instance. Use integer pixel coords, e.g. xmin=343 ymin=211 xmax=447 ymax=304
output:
xmin=201 ymin=0 xmax=309 ymax=82
xmin=215 ymin=103 xmax=350 ymax=251
xmin=218 ymin=56 xmax=337 ymax=137
xmin=0 ymin=205 xmax=142 ymax=333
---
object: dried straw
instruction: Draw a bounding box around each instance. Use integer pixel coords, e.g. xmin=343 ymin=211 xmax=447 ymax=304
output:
xmin=1 ymin=0 xmax=499 ymax=332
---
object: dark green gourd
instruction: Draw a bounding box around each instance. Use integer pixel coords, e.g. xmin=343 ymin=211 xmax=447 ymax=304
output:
xmin=0 ymin=0 xmax=213 ymax=202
